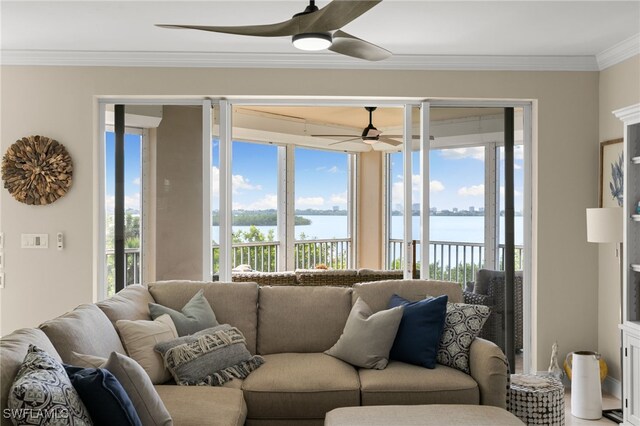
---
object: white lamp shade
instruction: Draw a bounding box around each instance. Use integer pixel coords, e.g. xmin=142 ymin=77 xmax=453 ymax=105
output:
xmin=586 ymin=207 xmax=623 ymax=243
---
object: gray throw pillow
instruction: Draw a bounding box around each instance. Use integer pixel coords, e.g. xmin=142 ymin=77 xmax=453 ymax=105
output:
xmin=325 ymin=297 xmax=404 ymax=369
xmin=70 ymin=351 xmax=173 ymax=426
xmin=437 ymin=302 xmax=491 ymax=373
xmin=155 ymin=324 xmax=264 ymax=386
xmin=8 ymin=345 xmax=93 ymax=425
xmin=149 ymin=289 xmax=218 ymax=336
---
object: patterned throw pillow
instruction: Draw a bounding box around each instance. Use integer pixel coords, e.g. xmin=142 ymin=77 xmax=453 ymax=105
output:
xmin=8 ymin=345 xmax=93 ymax=426
xmin=437 ymin=303 xmax=491 ymax=374
xmin=155 ymin=324 xmax=264 ymax=386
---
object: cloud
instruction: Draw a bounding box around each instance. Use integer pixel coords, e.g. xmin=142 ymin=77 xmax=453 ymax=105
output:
xmin=132 ymin=177 xmax=140 ymax=186
xmin=296 ymin=196 xmax=325 ymax=208
xmin=458 ymin=184 xmax=485 ymax=197
xmin=500 ymin=186 xmax=522 ymax=197
xmin=211 ymin=166 xmax=261 ymax=195
xmin=233 ymin=194 xmax=278 ymax=210
xmin=514 ymin=163 xmax=522 ymax=170
xmin=392 ymin=175 xmax=445 ymax=206
xmin=316 ymin=165 xmax=339 ymax=173
xmin=330 ymin=192 xmax=348 ymax=205
xmin=439 ymin=147 xmax=485 ymax=161
xmin=105 ymin=193 xmax=141 ymax=212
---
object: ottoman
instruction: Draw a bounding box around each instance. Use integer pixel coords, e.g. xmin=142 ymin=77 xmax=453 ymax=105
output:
xmin=325 ymin=405 xmax=524 ymax=425
xmin=507 ymin=374 xmax=565 ymax=425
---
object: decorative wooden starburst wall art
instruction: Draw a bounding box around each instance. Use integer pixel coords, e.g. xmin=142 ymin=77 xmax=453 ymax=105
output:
xmin=2 ymin=135 xmax=73 ymax=205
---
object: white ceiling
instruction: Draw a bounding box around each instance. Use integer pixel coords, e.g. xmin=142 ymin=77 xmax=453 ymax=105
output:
xmin=2 ymin=1 xmax=639 ymax=70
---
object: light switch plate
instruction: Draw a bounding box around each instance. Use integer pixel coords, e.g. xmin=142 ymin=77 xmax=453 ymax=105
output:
xmin=21 ymin=234 xmax=48 ymax=249
xmin=0 ymin=251 xmax=4 ymax=269
xmin=0 ymin=232 xmax=4 ymax=249
xmin=0 ymin=272 xmax=5 ymax=289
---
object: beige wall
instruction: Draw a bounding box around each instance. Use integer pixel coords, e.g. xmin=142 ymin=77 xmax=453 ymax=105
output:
xmin=155 ymin=106 xmax=204 ymax=281
xmin=598 ymin=55 xmax=640 ymax=381
xmin=357 ymin=150 xmax=384 ymax=269
xmin=0 ymin=66 xmax=602 ymax=373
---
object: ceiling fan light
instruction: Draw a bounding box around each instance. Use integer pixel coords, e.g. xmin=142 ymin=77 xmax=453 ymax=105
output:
xmin=362 ymin=138 xmax=377 ymax=145
xmin=292 ymin=32 xmax=332 ymax=51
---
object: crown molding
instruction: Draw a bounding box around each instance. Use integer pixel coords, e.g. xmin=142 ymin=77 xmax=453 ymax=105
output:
xmin=1 ymin=50 xmax=600 ymax=72
xmin=597 ymin=33 xmax=640 ymax=70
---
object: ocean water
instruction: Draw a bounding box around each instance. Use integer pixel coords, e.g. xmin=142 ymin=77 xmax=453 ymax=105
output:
xmin=212 ymin=215 xmax=524 ymax=245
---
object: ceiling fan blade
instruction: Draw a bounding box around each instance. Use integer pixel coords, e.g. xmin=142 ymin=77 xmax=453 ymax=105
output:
xmin=328 ymin=30 xmax=391 ymax=61
xmin=311 ymin=134 xmax=359 ymax=138
xmin=377 ymin=137 xmax=403 ymax=146
xmin=304 ymin=0 xmax=382 ymax=33
xmin=385 ymin=134 xmax=434 ymax=140
xmin=328 ymin=137 xmax=361 ymax=145
xmin=156 ymin=0 xmax=381 ymax=38
xmin=155 ymin=19 xmax=301 ymax=37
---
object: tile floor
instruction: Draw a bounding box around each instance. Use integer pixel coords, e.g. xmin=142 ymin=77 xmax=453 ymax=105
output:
xmin=564 ymin=391 xmax=621 ymax=425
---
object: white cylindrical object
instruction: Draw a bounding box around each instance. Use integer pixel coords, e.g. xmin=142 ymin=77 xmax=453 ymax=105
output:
xmin=571 ymin=351 xmax=602 ymax=420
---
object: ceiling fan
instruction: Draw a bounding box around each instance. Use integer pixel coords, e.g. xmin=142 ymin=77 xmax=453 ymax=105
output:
xmin=312 ymin=107 xmax=428 ymax=146
xmin=156 ymin=0 xmax=391 ymax=61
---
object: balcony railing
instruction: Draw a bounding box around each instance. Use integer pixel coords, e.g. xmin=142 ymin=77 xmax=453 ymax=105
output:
xmin=387 ymin=239 xmax=524 ymax=283
xmin=105 ymin=248 xmax=141 ymax=289
xmin=212 ymin=238 xmax=352 ymax=272
xmin=106 ymin=238 xmax=522 ymax=286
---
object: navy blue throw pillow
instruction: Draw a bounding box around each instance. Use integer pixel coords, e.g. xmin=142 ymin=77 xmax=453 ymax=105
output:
xmin=64 ymin=365 xmax=142 ymax=426
xmin=388 ymin=294 xmax=448 ymax=369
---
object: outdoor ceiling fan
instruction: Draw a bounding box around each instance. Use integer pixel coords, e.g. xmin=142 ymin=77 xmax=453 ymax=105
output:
xmin=156 ymin=0 xmax=391 ymax=61
xmin=312 ymin=107 xmax=428 ymax=146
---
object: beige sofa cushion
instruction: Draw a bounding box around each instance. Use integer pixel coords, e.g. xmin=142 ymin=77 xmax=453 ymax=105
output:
xmin=155 ymin=385 xmax=246 ymax=426
xmin=358 ymin=360 xmax=479 ymax=406
xmin=97 ymin=284 xmax=155 ymax=325
xmin=353 ymin=279 xmax=463 ymax=312
xmin=257 ymin=286 xmax=352 ymax=354
xmin=242 ymin=353 xmax=360 ymax=420
xmin=148 ymin=281 xmax=259 ymax=354
xmin=326 ymin=405 xmax=524 ymax=426
xmin=39 ymin=304 xmax=125 ymax=362
xmin=116 ymin=314 xmax=178 ymax=384
xmin=0 ymin=328 xmax=62 ymax=426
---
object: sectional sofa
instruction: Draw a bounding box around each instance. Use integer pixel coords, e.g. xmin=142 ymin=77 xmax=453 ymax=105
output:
xmin=1 ymin=279 xmax=509 ymax=426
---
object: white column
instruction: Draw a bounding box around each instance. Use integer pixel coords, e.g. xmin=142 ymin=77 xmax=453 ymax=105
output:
xmin=484 ymin=143 xmax=498 ymax=270
xmin=218 ymin=100 xmax=233 ymax=282
xmin=403 ymin=106 xmax=413 ymax=279
xmin=419 ymin=102 xmax=431 ymax=279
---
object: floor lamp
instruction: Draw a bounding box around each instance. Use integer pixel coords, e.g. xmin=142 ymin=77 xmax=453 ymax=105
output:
xmin=586 ymin=207 xmax=623 ymax=423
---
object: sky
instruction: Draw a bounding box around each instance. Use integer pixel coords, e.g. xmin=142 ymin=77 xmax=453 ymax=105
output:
xmin=106 ymin=133 xmax=524 ymax=213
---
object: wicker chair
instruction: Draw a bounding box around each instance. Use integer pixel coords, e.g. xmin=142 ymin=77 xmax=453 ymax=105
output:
xmin=295 ymin=269 xmax=360 ymax=286
xmin=463 ymin=269 xmax=523 ymax=353
xmin=231 ymin=271 xmax=297 ymax=286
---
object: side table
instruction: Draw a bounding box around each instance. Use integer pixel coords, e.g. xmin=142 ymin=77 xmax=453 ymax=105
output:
xmin=507 ymin=374 xmax=565 ymax=426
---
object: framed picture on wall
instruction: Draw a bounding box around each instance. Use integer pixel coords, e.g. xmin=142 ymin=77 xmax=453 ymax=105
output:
xmin=600 ymin=138 xmax=624 ymax=207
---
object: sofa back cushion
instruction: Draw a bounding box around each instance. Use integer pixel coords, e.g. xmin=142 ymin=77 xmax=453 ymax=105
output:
xmin=148 ymin=280 xmax=259 ymax=354
xmin=257 ymin=286 xmax=352 ymax=354
xmin=39 ymin=304 xmax=126 ymax=363
xmin=353 ymin=280 xmax=463 ymax=313
xmin=97 ymin=284 xmax=155 ymax=325
xmin=0 ymin=328 xmax=62 ymax=426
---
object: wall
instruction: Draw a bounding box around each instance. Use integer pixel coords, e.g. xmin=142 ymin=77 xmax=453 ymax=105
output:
xmin=357 ymin=150 xmax=384 ymax=269
xmin=598 ymin=54 xmax=640 ymax=382
xmin=155 ymin=106 xmax=203 ymax=281
xmin=0 ymin=66 xmax=600 ymax=373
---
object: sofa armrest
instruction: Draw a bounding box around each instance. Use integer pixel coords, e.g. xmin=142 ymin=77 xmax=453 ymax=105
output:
xmin=469 ymin=337 xmax=509 ymax=408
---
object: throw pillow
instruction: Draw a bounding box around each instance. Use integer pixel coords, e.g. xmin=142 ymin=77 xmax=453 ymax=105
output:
xmin=437 ymin=302 xmax=491 ymax=373
xmin=69 ymin=352 xmax=173 ymax=426
xmin=7 ymin=345 xmax=93 ymax=426
xmin=115 ymin=314 xmax=178 ymax=384
xmin=388 ymin=294 xmax=448 ymax=369
xmin=155 ymin=324 xmax=264 ymax=386
xmin=325 ymin=297 xmax=403 ymax=369
xmin=64 ymin=365 xmax=142 ymax=426
xmin=149 ymin=289 xmax=218 ymax=336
